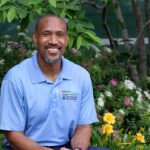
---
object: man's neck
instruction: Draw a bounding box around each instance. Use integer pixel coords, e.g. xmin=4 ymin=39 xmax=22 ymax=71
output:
xmin=38 ymin=57 xmax=62 ymax=82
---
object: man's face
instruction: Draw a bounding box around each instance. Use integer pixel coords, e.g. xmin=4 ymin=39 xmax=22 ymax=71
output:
xmin=33 ymin=16 xmax=68 ymax=64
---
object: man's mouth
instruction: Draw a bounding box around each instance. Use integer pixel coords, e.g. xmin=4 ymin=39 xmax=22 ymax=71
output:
xmin=44 ymin=46 xmax=61 ymax=53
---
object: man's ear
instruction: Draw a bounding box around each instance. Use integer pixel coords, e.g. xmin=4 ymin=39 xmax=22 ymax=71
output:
xmin=66 ymin=35 xmax=69 ymax=47
xmin=33 ymin=33 xmax=37 ymax=47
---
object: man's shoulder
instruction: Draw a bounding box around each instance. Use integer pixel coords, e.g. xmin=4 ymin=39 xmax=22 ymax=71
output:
xmin=64 ymin=57 xmax=90 ymax=76
xmin=4 ymin=57 xmax=32 ymax=81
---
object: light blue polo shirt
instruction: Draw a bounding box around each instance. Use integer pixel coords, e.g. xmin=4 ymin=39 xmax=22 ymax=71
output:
xmin=0 ymin=53 xmax=98 ymax=146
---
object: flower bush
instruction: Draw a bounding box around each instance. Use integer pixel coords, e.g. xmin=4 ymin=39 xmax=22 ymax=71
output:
xmin=92 ymin=112 xmax=148 ymax=149
xmin=65 ymin=44 xmax=150 ymax=149
xmin=0 ymin=30 xmax=150 ymax=149
xmin=91 ymin=78 xmax=150 ymax=149
xmin=0 ymin=27 xmax=35 ymax=84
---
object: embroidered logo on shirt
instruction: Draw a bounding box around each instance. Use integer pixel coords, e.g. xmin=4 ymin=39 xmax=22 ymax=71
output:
xmin=61 ymin=91 xmax=77 ymax=100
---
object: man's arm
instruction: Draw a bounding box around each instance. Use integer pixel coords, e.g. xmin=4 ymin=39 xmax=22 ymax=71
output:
xmin=4 ymin=131 xmax=52 ymax=150
xmin=71 ymin=125 xmax=92 ymax=150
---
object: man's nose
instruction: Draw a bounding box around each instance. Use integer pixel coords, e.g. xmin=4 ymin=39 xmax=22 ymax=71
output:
xmin=49 ymin=35 xmax=58 ymax=44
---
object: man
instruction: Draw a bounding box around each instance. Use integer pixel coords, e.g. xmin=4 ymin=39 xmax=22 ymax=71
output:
xmin=0 ymin=15 xmax=98 ymax=150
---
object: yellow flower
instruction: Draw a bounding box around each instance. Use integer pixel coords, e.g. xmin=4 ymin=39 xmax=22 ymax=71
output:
xmin=136 ymin=133 xmax=145 ymax=143
xmin=102 ymin=123 xmax=114 ymax=134
xmin=140 ymin=127 xmax=144 ymax=132
xmin=137 ymin=145 xmax=144 ymax=150
xmin=103 ymin=112 xmax=115 ymax=124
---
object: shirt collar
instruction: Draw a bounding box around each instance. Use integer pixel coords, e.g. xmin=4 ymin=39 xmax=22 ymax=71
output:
xmin=59 ymin=56 xmax=72 ymax=80
xmin=29 ymin=53 xmax=72 ymax=84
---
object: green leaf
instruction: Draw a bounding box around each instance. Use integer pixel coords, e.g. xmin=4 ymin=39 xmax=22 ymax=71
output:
xmin=60 ymin=10 xmax=66 ymax=18
xmin=2 ymin=10 xmax=7 ymax=21
xmin=17 ymin=7 xmax=27 ymax=19
xmin=77 ymin=36 xmax=82 ymax=49
xmin=102 ymin=0 xmax=109 ymax=4
xmin=48 ymin=0 xmax=56 ymax=8
xmin=34 ymin=5 xmax=42 ymax=14
xmin=82 ymin=38 xmax=89 ymax=49
xmin=0 ymin=5 xmax=10 ymax=11
xmin=78 ymin=21 xmax=95 ymax=29
xmin=0 ymin=0 xmax=9 ymax=7
xmin=20 ymin=14 xmax=30 ymax=31
xmin=7 ymin=6 xmax=16 ymax=23
xmin=85 ymin=31 xmax=101 ymax=44
xmin=76 ymin=23 xmax=86 ymax=33
xmin=0 ymin=13 xmax=3 ymax=22
xmin=69 ymin=30 xmax=78 ymax=37
xmin=16 ymin=0 xmax=30 ymax=6
xmin=28 ymin=0 xmax=43 ymax=5
xmin=68 ymin=20 xmax=75 ymax=30
xmin=68 ymin=36 xmax=74 ymax=49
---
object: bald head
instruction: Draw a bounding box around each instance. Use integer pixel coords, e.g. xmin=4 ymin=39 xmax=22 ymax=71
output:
xmin=35 ymin=15 xmax=68 ymax=33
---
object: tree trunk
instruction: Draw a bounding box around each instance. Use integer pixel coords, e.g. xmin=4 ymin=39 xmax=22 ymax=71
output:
xmin=131 ymin=0 xmax=147 ymax=77
xmin=144 ymin=0 xmax=150 ymax=75
xmin=102 ymin=6 xmax=116 ymax=49
xmin=129 ymin=64 xmax=140 ymax=86
xmin=112 ymin=0 xmax=131 ymax=53
xmin=112 ymin=0 xmax=140 ymax=84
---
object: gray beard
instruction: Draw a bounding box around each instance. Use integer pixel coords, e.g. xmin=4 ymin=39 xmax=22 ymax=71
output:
xmin=44 ymin=55 xmax=61 ymax=64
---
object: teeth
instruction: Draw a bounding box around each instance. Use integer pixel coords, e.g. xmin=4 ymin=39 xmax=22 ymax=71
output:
xmin=47 ymin=48 xmax=58 ymax=51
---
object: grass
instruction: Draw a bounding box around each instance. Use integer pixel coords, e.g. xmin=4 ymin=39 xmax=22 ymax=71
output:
xmin=0 ymin=133 xmax=3 ymax=150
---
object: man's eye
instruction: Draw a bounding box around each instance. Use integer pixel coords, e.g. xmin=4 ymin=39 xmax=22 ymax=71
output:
xmin=57 ymin=33 xmax=65 ymax=37
xmin=42 ymin=33 xmax=49 ymax=36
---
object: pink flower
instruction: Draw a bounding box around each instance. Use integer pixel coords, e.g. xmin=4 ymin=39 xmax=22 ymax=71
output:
xmin=124 ymin=97 xmax=132 ymax=106
xmin=109 ymin=79 xmax=118 ymax=87
xmin=113 ymin=130 xmax=120 ymax=141
xmin=98 ymin=127 xmax=103 ymax=133
xmin=70 ymin=48 xmax=77 ymax=55
xmin=115 ymin=114 xmax=122 ymax=121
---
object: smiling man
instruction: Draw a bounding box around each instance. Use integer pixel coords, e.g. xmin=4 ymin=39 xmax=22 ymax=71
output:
xmin=0 ymin=15 xmax=98 ymax=150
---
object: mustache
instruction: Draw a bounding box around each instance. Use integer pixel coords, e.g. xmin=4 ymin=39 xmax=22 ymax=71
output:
xmin=44 ymin=43 xmax=61 ymax=49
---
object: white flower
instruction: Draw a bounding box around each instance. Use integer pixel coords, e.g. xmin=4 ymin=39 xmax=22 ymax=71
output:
xmin=124 ymin=79 xmax=136 ymax=90
xmin=100 ymin=93 xmax=105 ymax=98
xmin=4 ymin=34 xmax=10 ymax=39
xmin=147 ymin=104 xmax=150 ymax=112
xmin=18 ymin=32 xmax=26 ymax=36
xmin=6 ymin=47 xmax=12 ymax=52
xmin=137 ymin=88 xmax=142 ymax=92
xmin=97 ymin=97 xmax=104 ymax=108
xmin=104 ymin=47 xmax=112 ymax=53
xmin=144 ymin=91 xmax=150 ymax=100
xmin=0 ymin=59 xmax=5 ymax=65
xmin=105 ymin=90 xmax=112 ymax=97
xmin=95 ymin=53 xmax=101 ymax=59
xmin=136 ymin=90 xmax=143 ymax=103
xmin=130 ymin=96 xmax=134 ymax=102
xmin=1 ymin=43 xmax=5 ymax=48
xmin=119 ymin=109 xmax=125 ymax=115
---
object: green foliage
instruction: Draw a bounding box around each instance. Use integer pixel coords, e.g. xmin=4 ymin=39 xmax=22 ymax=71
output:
xmin=0 ymin=133 xmax=3 ymax=149
xmin=0 ymin=0 xmax=101 ymax=50
xmin=0 ymin=28 xmax=150 ymax=149
xmin=0 ymin=1 xmax=150 ymax=149
xmin=0 ymin=28 xmax=34 ymax=84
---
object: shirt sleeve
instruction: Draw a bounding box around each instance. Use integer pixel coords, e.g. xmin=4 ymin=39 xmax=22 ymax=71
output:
xmin=77 ymin=73 xmax=98 ymax=125
xmin=0 ymin=79 xmax=26 ymax=131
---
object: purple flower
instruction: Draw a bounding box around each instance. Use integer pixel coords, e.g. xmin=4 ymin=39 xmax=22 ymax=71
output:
xmin=10 ymin=42 xmax=20 ymax=49
xmin=70 ymin=48 xmax=77 ymax=55
xmin=18 ymin=47 xmax=26 ymax=52
xmin=124 ymin=97 xmax=132 ymax=106
xmin=113 ymin=130 xmax=120 ymax=141
xmin=109 ymin=79 xmax=118 ymax=87
xmin=98 ymin=127 xmax=103 ymax=133
xmin=115 ymin=114 xmax=122 ymax=121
